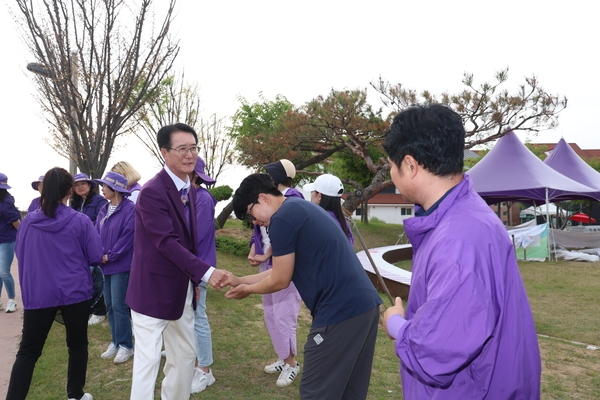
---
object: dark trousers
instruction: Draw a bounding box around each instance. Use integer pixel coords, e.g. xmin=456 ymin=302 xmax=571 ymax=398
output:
xmin=6 ymin=299 xmax=92 ymax=400
xmin=300 ymin=305 xmax=380 ymax=400
xmin=92 ymin=294 xmax=107 ymax=316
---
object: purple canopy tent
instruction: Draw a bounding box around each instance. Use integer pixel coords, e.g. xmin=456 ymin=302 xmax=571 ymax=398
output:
xmin=466 ymin=131 xmax=600 ymax=261
xmin=466 ymin=131 xmax=600 ymax=205
xmin=543 ymin=138 xmax=600 ymax=191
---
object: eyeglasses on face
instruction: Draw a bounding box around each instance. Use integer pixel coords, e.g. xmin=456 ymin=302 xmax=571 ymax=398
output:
xmin=246 ymin=202 xmax=258 ymax=221
xmin=165 ymin=146 xmax=200 ymax=157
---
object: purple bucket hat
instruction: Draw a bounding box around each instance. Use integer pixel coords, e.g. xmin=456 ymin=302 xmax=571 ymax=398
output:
xmin=32 ymin=175 xmax=45 ymax=190
xmin=0 ymin=173 xmax=11 ymax=190
xmin=74 ymin=173 xmax=97 ymax=188
xmin=95 ymin=171 xmax=130 ymax=195
xmin=194 ymin=156 xmax=216 ymax=185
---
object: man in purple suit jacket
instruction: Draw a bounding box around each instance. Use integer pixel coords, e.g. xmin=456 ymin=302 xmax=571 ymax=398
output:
xmin=126 ymin=123 xmax=228 ymax=400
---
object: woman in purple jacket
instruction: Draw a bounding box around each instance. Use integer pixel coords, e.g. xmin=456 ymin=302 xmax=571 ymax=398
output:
xmin=7 ymin=167 xmax=103 ymax=400
xmin=72 ymin=173 xmax=107 ymax=325
xmin=27 ymin=175 xmax=44 ymax=213
xmin=71 ymin=173 xmax=106 ymax=224
xmin=94 ymin=171 xmax=135 ymax=364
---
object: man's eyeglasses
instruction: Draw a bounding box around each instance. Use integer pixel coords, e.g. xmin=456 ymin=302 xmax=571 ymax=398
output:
xmin=165 ymin=146 xmax=200 ymax=157
xmin=246 ymin=202 xmax=258 ymax=221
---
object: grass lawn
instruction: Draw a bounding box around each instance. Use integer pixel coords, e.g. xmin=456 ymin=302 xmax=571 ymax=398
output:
xmin=15 ymin=220 xmax=600 ymax=399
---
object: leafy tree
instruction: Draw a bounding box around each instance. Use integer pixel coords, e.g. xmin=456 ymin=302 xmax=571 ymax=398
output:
xmin=16 ymin=0 xmax=179 ymax=178
xmin=584 ymin=157 xmax=600 ymax=173
xmin=372 ymin=68 xmax=568 ymax=148
xmin=228 ymin=70 xmax=567 ymax=220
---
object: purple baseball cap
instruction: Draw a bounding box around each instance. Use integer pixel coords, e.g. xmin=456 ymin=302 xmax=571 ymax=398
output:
xmin=194 ymin=156 xmax=216 ymax=185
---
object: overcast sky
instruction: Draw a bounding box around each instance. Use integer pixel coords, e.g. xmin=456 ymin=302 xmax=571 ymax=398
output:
xmin=1 ymin=0 xmax=598 ymax=210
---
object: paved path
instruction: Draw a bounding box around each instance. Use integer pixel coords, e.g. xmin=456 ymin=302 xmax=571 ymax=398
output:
xmin=0 ymin=257 xmax=22 ymax=398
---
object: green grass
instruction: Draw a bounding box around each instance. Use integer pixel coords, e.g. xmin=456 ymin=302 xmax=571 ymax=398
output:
xmin=14 ymin=220 xmax=600 ymax=399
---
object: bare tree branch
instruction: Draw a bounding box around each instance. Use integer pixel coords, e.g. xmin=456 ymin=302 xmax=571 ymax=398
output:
xmin=14 ymin=0 xmax=179 ymax=177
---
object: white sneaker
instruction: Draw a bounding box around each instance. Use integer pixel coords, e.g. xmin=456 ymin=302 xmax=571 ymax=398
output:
xmin=88 ymin=315 xmax=105 ymax=325
xmin=69 ymin=393 xmax=93 ymax=400
xmin=190 ymin=367 xmax=216 ymax=394
xmin=276 ymin=362 xmax=300 ymax=387
xmin=264 ymin=359 xmax=285 ymax=374
xmin=101 ymin=343 xmax=118 ymax=359
xmin=113 ymin=346 xmax=134 ymax=364
xmin=6 ymin=299 xmax=17 ymax=313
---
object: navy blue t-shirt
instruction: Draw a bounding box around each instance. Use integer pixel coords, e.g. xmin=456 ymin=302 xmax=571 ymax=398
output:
xmin=270 ymin=197 xmax=382 ymax=328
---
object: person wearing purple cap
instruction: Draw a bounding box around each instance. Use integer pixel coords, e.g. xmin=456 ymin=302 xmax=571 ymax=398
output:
xmin=382 ymin=104 xmax=540 ymax=399
xmin=188 ymin=156 xmax=218 ymax=394
xmin=72 ymin=173 xmax=108 ymax=325
xmin=6 ymin=167 xmax=103 ymax=400
xmin=0 ymin=172 xmax=21 ymax=313
xmin=247 ymin=159 xmax=303 ymax=387
xmin=27 ymin=175 xmax=44 ymax=213
xmin=71 ymin=173 xmax=107 ymax=224
xmin=94 ymin=171 xmax=135 ymax=365
xmin=110 ymin=161 xmax=142 ymax=203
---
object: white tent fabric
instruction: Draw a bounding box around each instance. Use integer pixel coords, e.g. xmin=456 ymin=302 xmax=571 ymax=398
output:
xmin=550 ymin=228 xmax=600 ymax=249
xmin=507 ymin=219 xmax=538 ymax=230
xmin=509 ymin=223 xmax=547 ymax=249
xmin=520 ymin=204 xmax=560 ymax=216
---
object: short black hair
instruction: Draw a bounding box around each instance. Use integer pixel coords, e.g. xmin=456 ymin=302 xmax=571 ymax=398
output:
xmin=384 ymin=104 xmax=465 ymax=176
xmin=232 ymin=174 xmax=282 ymax=220
xmin=156 ymin=123 xmax=198 ymax=149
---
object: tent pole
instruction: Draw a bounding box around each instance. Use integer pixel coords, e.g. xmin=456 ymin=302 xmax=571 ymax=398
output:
xmin=546 ymin=188 xmax=552 ymax=262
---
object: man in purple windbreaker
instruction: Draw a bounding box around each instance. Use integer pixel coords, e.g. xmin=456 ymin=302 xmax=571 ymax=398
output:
xmin=383 ymin=104 xmax=541 ymax=399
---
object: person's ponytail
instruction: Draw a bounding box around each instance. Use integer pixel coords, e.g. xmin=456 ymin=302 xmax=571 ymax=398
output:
xmin=41 ymin=168 xmax=74 ymax=218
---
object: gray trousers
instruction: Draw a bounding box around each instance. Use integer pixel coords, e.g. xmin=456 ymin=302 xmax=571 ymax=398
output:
xmin=300 ymin=305 xmax=380 ymax=400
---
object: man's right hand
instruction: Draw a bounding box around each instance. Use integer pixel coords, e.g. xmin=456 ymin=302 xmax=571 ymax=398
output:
xmin=219 ymin=271 xmax=241 ymax=288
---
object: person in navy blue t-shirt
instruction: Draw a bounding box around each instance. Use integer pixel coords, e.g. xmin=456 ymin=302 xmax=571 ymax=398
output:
xmin=225 ymin=174 xmax=382 ymax=400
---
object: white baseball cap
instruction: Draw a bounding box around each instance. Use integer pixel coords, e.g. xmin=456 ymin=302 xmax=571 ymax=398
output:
xmin=303 ymin=174 xmax=344 ymax=197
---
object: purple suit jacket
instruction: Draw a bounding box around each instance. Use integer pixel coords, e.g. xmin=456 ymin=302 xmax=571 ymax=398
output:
xmin=126 ymin=169 xmax=212 ymax=320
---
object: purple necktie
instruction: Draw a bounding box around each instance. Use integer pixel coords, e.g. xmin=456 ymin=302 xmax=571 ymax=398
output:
xmin=180 ymin=188 xmax=191 ymax=229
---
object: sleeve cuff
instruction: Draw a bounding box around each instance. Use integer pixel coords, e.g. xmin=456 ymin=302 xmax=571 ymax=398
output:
xmin=201 ymin=266 xmax=215 ymax=283
xmin=386 ymin=314 xmax=407 ymax=340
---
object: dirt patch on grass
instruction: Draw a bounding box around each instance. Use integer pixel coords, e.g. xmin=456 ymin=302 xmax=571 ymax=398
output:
xmin=216 ymin=227 xmax=252 ymax=241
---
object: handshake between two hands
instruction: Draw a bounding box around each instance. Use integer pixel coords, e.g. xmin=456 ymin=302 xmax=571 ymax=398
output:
xmin=206 ymin=269 xmax=249 ymax=299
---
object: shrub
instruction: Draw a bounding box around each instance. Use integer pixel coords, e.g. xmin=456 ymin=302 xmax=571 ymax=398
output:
xmin=216 ymin=235 xmax=249 ymax=257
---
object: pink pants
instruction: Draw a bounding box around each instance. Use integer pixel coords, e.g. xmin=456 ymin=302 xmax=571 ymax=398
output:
xmin=260 ymin=261 xmax=301 ymax=359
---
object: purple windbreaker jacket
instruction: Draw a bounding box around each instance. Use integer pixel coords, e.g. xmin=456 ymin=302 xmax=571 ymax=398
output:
xmin=391 ymin=174 xmax=541 ymax=399
xmin=194 ymin=186 xmax=217 ymax=266
xmin=15 ymin=204 xmax=103 ymax=309
xmin=95 ymin=198 xmax=135 ymax=275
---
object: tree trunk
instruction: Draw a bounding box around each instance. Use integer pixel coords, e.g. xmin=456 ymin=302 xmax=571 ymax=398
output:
xmin=361 ymin=201 xmax=368 ymax=224
xmin=341 ymin=166 xmax=394 ymax=215
xmin=216 ymin=201 xmax=233 ymax=229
